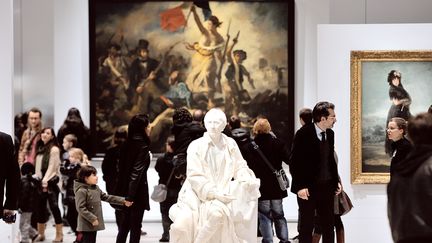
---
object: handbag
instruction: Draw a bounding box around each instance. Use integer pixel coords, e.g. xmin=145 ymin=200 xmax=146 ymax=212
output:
xmin=251 ymin=141 xmax=289 ymax=191
xmin=151 ymin=184 xmax=168 ymax=203
xmin=334 ymin=190 xmax=353 ymax=216
xmin=151 ymin=166 xmax=176 ymax=202
xmin=47 ymin=175 xmax=60 ymax=186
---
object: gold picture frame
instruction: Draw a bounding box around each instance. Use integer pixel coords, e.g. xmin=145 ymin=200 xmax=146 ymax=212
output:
xmin=351 ymin=50 xmax=432 ymax=184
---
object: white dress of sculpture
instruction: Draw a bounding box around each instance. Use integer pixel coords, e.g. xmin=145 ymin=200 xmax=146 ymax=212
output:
xmin=169 ymin=108 xmax=261 ymax=243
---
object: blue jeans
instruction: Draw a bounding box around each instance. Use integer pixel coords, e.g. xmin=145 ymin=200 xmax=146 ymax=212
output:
xmin=258 ymin=199 xmax=290 ymax=243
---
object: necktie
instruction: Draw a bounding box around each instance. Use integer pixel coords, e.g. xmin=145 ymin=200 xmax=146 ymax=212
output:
xmin=321 ymin=131 xmax=326 ymax=142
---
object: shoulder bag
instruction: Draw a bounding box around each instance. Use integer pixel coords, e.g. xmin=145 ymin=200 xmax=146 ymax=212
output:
xmin=151 ymin=166 xmax=175 ymax=202
xmin=251 ymin=141 xmax=289 ymax=191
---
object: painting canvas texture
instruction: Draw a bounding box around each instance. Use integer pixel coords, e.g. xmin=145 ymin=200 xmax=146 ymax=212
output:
xmin=90 ymin=1 xmax=292 ymax=153
xmin=363 ymin=62 xmax=432 ymax=166
xmin=351 ymin=50 xmax=432 ymax=183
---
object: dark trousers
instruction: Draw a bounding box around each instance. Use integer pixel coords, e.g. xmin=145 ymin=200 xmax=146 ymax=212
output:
xmin=66 ymin=198 xmax=78 ymax=233
xmin=36 ymin=186 xmax=62 ymax=224
xmin=159 ymin=188 xmax=179 ymax=239
xmin=82 ymin=231 xmax=97 ymax=243
xmin=114 ymin=210 xmax=122 ymax=230
xmin=115 ymin=205 xmax=145 ymax=243
xmin=297 ymin=181 xmax=335 ymax=243
xmin=313 ymin=214 xmax=344 ymax=234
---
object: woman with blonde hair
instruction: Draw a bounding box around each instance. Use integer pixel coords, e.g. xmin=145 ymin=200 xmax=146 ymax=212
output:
xmin=251 ymin=118 xmax=291 ymax=243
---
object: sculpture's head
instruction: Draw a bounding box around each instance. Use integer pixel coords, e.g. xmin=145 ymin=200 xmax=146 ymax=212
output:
xmin=204 ymin=108 xmax=227 ymax=136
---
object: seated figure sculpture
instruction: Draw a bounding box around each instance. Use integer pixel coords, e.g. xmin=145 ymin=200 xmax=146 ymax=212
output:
xmin=169 ymin=108 xmax=261 ymax=243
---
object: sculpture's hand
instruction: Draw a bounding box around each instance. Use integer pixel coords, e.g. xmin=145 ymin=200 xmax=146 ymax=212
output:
xmin=214 ymin=193 xmax=236 ymax=204
xmin=246 ymin=180 xmax=260 ymax=193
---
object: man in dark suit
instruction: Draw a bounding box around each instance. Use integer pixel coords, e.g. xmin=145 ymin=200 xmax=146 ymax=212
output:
xmin=0 ymin=131 xmax=20 ymax=223
xmin=290 ymin=101 xmax=341 ymax=243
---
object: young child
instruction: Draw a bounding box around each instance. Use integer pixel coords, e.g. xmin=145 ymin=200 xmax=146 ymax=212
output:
xmin=60 ymin=147 xmax=89 ymax=243
xmin=60 ymin=133 xmax=78 ymax=227
xmin=74 ymin=166 xmax=132 ymax=243
xmin=18 ymin=162 xmax=38 ymax=243
xmin=154 ymin=135 xmax=184 ymax=242
xmin=62 ymin=134 xmax=77 ymax=160
xmin=69 ymin=147 xmax=91 ymax=166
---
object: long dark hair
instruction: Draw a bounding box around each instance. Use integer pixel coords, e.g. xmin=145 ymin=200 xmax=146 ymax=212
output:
xmin=64 ymin=107 xmax=85 ymax=127
xmin=36 ymin=127 xmax=59 ymax=174
xmin=127 ymin=114 xmax=150 ymax=144
xmin=36 ymin=127 xmax=59 ymax=154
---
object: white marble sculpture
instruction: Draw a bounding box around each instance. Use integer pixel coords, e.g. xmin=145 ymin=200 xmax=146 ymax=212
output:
xmin=169 ymin=108 xmax=261 ymax=243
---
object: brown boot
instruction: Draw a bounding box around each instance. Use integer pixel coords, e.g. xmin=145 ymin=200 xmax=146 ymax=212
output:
xmin=312 ymin=233 xmax=322 ymax=243
xmin=33 ymin=223 xmax=46 ymax=242
xmin=52 ymin=224 xmax=63 ymax=243
xmin=336 ymin=228 xmax=345 ymax=243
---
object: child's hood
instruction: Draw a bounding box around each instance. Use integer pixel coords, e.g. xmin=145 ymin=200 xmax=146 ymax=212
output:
xmin=73 ymin=180 xmax=96 ymax=193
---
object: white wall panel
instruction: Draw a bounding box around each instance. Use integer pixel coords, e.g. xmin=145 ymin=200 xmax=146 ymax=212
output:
xmin=317 ymin=23 xmax=432 ymax=243
xmin=54 ymin=0 xmax=89 ymax=132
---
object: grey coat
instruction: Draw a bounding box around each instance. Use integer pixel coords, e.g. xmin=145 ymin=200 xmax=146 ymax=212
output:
xmin=74 ymin=180 xmax=125 ymax=232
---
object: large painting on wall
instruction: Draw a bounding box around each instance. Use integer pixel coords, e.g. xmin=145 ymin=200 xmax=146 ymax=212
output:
xmin=351 ymin=50 xmax=432 ymax=184
xmin=89 ymin=0 xmax=294 ymax=154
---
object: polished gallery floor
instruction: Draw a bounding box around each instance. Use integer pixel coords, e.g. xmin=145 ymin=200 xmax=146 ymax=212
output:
xmin=44 ymin=221 xmax=298 ymax=242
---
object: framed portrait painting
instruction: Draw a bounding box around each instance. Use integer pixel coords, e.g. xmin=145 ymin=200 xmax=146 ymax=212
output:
xmin=351 ymin=50 xmax=432 ymax=184
xmin=89 ymin=0 xmax=294 ymax=154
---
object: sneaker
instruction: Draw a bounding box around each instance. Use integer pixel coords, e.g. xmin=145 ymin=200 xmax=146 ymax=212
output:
xmin=141 ymin=230 xmax=147 ymax=236
xmin=159 ymin=237 xmax=169 ymax=242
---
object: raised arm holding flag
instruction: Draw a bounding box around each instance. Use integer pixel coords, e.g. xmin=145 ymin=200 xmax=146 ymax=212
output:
xmin=183 ymin=4 xmax=224 ymax=109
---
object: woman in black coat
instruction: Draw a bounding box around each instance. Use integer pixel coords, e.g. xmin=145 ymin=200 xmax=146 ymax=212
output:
xmin=387 ymin=117 xmax=412 ymax=176
xmin=115 ymin=114 xmax=151 ymax=243
xmin=388 ymin=113 xmax=432 ymax=243
xmin=57 ymin=108 xmax=91 ymax=156
xmin=250 ymin=118 xmax=291 ymax=243
xmin=170 ymin=108 xmax=205 ymax=181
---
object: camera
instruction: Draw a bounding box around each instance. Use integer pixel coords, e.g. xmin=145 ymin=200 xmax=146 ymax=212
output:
xmin=3 ymin=213 xmax=16 ymax=223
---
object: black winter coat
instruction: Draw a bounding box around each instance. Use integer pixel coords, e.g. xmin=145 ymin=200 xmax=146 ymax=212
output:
xmin=171 ymin=121 xmax=205 ymax=155
xmin=18 ymin=175 xmax=37 ymax=212
xmin=57 ymin=123 xmax=91 ymax=156
xmin=116 ymin=136 xmax=150 ymax=210
xmin=289 ymin=123 xmax=339 ymax=194
xmin=60 ymin=161 xmax=81 ymax=201
xmin=101 ymin=145 xmax=122 ymax=195
xmin=154 ymin=152 xmax=182 ymax=191
xmin=388 ymin=145 xmax=432 ymax=243
xmin=0 ymin=132 xmax=20 ymax=218
xmin=389 ymin=137 xmax=412 ymax=176
xmin=171 ymin=121 xmax=205 ymax=177
xmin=249 ymin=134 xmax=290 ymax=200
